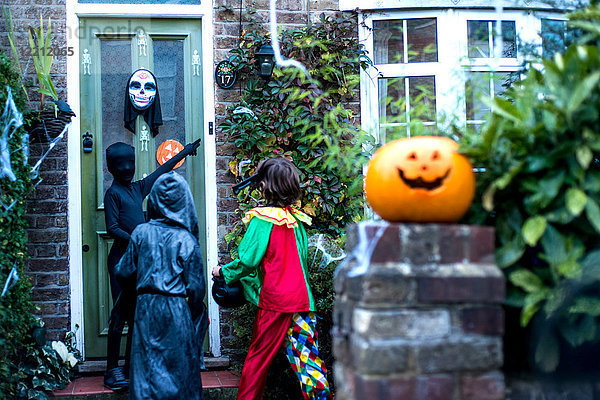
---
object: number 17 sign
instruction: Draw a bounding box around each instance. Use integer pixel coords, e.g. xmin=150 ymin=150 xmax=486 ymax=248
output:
xmin=215 ymin=60 xmax=237 ymax=89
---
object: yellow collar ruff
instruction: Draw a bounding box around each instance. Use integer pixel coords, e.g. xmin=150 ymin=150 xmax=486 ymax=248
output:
xmin=242 ymin=207 xmax=312 ymax=228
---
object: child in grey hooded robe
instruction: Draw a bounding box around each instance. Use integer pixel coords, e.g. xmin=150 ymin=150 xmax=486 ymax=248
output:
xmin=115 ymin=171 xmax=208 ymax=400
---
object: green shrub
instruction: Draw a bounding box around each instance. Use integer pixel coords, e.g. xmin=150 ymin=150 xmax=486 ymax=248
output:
xmin=0 ymin=49 xmax=36 ymax=399
xmin=0 ymin=47 xmax=79 ymax=399
xmin=460 ymin=4 xmax=600 ymax=372
xmin=220 ymin=13 xmax=368 ymax=398
xmin=16 ymin=322 xmax=82 ymax=400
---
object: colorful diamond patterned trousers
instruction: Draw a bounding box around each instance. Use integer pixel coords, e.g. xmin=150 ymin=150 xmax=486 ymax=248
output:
xmin=284 ymin=312 xmax=331 ymax=400
xmin=235 ymin=309 xmax=331 ymax=400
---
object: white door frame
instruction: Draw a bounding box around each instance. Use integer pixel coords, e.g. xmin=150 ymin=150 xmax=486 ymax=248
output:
xmin=65 ymin=0 xmax=220 ymax=358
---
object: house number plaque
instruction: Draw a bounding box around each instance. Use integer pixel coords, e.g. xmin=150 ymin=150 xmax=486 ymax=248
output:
xmin=215 ymin=60 xmax=237 ymax=89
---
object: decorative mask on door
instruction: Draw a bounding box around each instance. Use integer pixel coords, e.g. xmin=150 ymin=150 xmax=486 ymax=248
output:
xmin=124 ymin=68 xmax=163 ymax=136
xmin=128 ymin=69 xmax=157 ymax=110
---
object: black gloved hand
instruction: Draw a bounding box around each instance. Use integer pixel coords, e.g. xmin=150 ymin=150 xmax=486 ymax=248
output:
xmin=182 ymin=138 xmax=201 ymax=157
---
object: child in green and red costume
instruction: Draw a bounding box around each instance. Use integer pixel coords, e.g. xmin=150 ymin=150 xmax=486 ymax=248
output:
xmin=212 ymin=157 xmax=331 ymax=400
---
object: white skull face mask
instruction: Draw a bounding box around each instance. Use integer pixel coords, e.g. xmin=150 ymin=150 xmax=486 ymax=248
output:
xmin=128 ymin=69 xmax=157 ymax=110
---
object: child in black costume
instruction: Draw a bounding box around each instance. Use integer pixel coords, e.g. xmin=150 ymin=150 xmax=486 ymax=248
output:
xmin=115 ymin=171 xmax=207 ymax=400
xmin=103 ymin=140 xmax=199 ymax=390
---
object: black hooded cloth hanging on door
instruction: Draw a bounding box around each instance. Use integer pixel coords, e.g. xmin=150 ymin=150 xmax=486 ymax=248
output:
xmin=124 ymin=68 xmax=163 ymax=136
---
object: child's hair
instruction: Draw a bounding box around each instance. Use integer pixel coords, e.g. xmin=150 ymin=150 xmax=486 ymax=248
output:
xmin=255 ymin=157 xmax=301 ymax=207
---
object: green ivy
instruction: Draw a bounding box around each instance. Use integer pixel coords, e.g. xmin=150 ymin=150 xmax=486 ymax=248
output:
xmin=460 ymin=4 xmax=600 ymax=372
xmin=220 ymin=13 xmax=369 ymax=399
xmin=0 ymin=49 xmax=36 ymax=399
xmin=221 ymin=13 xmax=373 ymax=241
xmin=16 ymin=324 xmax=82 ymax=400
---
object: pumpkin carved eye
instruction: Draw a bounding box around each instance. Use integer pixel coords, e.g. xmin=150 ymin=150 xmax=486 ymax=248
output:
xmin=408 ymin=152 xmax=417 ymax=160
xmin=432 ymin=151 xmax=440 ymax=160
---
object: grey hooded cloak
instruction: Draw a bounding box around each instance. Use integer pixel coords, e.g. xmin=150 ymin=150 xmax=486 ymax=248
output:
xmin=115 ymin=171 xmax=208 ymax=400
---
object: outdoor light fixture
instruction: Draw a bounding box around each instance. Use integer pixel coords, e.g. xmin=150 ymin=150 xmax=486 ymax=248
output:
xmin=256 ymin=43 xmax=275 ymax=79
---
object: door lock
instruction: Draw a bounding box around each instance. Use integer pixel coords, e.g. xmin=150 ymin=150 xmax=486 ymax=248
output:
xmin=82 ymin=132 xmax=93 ymax=153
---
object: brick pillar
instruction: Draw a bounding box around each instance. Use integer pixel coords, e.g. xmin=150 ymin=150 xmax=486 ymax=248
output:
xmin=333 ymin=222 xmax=505 ymax=400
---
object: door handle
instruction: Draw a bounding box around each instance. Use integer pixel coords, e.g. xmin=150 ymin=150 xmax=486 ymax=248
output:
xmin=82 ymin=132 xmax=93 ymax=153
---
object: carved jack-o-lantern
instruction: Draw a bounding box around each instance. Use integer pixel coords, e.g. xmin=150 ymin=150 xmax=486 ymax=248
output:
xmin=364 ymin=136 xmax=475 ymax=223
xmin=156 ymin=140 xmax=185 ymax=169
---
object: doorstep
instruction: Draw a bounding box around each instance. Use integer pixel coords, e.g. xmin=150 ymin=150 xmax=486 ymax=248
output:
xmin=77 ymin=357 xmax=230 ymax=373
xmin=51 ymin=370 xmax=240 ymax=399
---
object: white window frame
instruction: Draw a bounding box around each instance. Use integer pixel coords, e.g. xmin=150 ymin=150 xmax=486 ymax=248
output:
xmin=359 ymin=8 xmax=568 ymax=143
xmin=360 ymin=10 xmax=449 ymax=142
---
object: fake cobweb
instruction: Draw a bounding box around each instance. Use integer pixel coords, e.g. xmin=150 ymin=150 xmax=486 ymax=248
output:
xmin=308 ymin=234 xmax=346 ymax=271
xmin=0 ymin=87 xmax=69 ymax=296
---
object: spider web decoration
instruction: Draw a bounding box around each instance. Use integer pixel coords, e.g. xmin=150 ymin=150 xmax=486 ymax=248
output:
xmin=0 ymin=87 xmax=23 ymax=183
xmin=29 ymin=120 xmax=70 ymax=181
xmin=0 ymin=87 xmax=72 ymax=211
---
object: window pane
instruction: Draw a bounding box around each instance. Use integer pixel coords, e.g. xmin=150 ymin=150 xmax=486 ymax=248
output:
xmin=466 ymin=72 xmax=514 ymax=122
xmin=373 ymin=20 xmax=404 ymax=64
xmin=378 ymin=76 xmax=436 ymax=142
xmin=152 ymin=39 xmax=187 ymax=178
xmin=408 ymin=76 xmax=436 ymax=121
xmin=373 ymin=18 xmax=438 ymax=64
xmin=465 ymin=72 xmax=491 ymax=121
xmin=492 ymin=72 xmax=513 ymax=98
xmin=468 ymin=20 xmax=517 ymax=58
xmin=542 ymin=19 xmax=566 ymax=58
xmin=406 ymin=18 xmax=438 ymax=63
xmin=468 ymin=21 xmax=490 ymax=58
xmin=501 ymin=21 xmax=517 ymax=58
xmin=379 ymin=124 xmax=408 ymax=142
xmin=378 ymin=77 xmax=405 ymax=124
xmin=101 ymin=40 xmax=133 ymax=198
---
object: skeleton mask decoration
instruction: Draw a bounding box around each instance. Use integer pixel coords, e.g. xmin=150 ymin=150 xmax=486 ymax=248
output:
xmin=128 ymin=69 xmax=157 ymax=110
xmin=124 ymin=68 xmax=162 ymax=136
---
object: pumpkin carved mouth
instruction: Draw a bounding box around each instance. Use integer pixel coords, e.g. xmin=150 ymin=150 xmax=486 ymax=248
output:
xmin=398 ymin=168 xmax=451 ymax=191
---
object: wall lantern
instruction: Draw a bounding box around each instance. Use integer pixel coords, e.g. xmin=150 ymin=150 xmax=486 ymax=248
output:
xmin=256 ymin=44 xmax=275 ymax=79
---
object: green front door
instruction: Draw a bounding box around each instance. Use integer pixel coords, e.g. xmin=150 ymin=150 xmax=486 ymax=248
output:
xmin=79 ymin=18 xmax=206 ymax=357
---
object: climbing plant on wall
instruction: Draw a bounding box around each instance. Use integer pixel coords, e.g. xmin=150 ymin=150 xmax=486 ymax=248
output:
xmin=0 ymin=49 xmax=36 ymax=399
xmin=221 ymin=12 xmax=372 ymax=241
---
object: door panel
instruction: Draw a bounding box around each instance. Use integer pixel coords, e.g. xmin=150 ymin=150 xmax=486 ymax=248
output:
xmin=152 ymin=39 xmax=188 ymax=178
xmin=80 ymin=18 xmax=205 ymax=358
xmin=99 ymin=39 xmax=134 ymax=203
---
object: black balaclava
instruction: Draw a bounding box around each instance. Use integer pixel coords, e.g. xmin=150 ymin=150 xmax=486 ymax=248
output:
xmin=106 ymin=142 xmax=135 ymax=185
xmin=124 ymin=68 xmax=163 ymax=137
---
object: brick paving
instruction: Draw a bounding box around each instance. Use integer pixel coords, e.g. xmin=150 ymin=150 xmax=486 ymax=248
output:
xmin=51 ymin=370 xmax=240 ymax=397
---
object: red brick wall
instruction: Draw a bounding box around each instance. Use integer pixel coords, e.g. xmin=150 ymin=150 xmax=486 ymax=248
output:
xmin=0 ymin=0 xmax=69 ymax=342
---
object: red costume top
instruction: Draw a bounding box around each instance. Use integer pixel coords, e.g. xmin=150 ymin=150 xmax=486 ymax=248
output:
xmin=221 ymin=207 xmax=315 ymax=312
